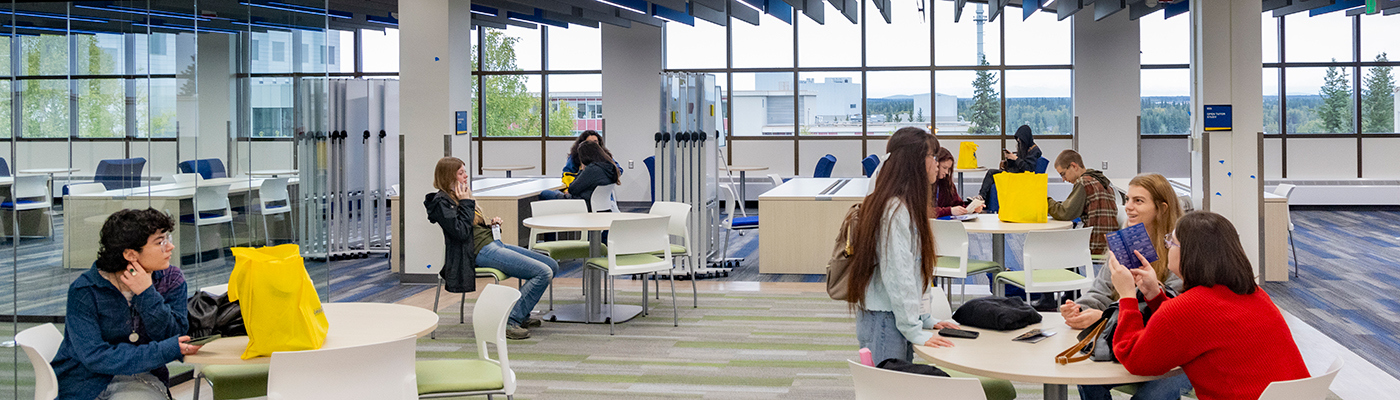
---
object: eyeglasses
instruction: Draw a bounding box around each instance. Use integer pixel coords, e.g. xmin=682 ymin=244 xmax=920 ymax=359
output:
xmin=1163 ymin=232 xmax=1178 ymax=248
xmin=154 ymin=234 xmax=174 ymax=247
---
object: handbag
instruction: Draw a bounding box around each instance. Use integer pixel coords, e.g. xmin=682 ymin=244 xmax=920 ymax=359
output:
xmin=825 ymin=203 xmax=862 ymax=301
xmin=229 ymin=244 xmax=329 ymax=360
xmin=957 ymin=142 xmax=980 ymax=169
xmin=993 ymin=172 xmax=1049 ymax=223
xmin=1057 ymin=303 xmax=1118 ymax=365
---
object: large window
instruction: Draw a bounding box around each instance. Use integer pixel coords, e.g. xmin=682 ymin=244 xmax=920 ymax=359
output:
xmin=1269 ymin=12 xmax=1397 ymax=137
xmin=472 ymin=25 xmax=602 ymax=142
xmin=1140 ymin=13 xmax=1190 ymax=136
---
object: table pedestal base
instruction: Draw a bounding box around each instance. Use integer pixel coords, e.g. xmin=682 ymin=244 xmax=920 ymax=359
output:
xmin=544 ymin=304 xmax=643 ymax=324
xmin=1045 ymin=384 xmax=1068 ymax=400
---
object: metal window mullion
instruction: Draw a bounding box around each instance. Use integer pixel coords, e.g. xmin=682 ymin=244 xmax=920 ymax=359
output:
xmin=1353 ymin=13 xmax=1362 ymax=178
xmin=1277 ymin=16 xmax=1287 ymax=178
xmin=70 ymin=34 xmax=79 ymax=140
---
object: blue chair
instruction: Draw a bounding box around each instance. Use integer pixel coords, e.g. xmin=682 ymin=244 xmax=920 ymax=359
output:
xmin=861 ymin=155 xmax=880 ymax=178
xmin=0 ymin=157 xmax=9 ymax=177
xmin=178 ymin=159 xmax=228 ymax=180
xmin=814 ymin=154 xmax=837 ymax=178
xmin=1035 ymin=156 xmax=1050 ymax=174
xmin=644 ymin=156 xmax=656 ymax=203
xmin=94 ymin=158 xmax=147 ymax=190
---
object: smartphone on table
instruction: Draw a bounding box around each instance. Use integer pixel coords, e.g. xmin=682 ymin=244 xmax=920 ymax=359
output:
xmin=189 ymin=334 xmax=221 ymax=346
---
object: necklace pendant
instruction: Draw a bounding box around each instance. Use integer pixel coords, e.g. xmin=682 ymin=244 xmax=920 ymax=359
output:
xmin=129 ymin=332 xmax=140 ymax=343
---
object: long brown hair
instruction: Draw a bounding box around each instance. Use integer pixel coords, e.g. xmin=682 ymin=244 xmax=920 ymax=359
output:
xmin=569 ymin=130 xmax=612 ymax=164
xmin=932 ymin=147 xmax=956 ymax=199
xmin=576 ymin=141 xmax=621 ymax=184
xmin=846 ymin=127 xmax=939 ymax=309
xmin=1174 ymin=211 xmax=1257 ymax=295
xmin=433 ymin=157 xmax=485 ymax=224
xmin=1128 ymin=173 xmax=1182 ymax=284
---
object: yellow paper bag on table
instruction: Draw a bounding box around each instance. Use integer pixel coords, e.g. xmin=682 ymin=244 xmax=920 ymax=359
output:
xmin=957 ymin=142 xmax=980 ymax=169
xmin=994 ymin=172 xmax=1049 ymax=223
xmin=228 ymin=244 xmax=329 ymax=360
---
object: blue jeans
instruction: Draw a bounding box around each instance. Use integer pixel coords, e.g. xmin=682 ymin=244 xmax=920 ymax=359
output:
xmin=97 ymin=373 xmax=168 ymax=400
xmin=476 ymin=240 xmax=559 ymax=326
xmin=856 ymin=310 xmax=913 ymax=365
xmin=539 ymin=190 xmax=569 ymax=200
xmin=1078 ymin=373 xmax=1193 ymax=400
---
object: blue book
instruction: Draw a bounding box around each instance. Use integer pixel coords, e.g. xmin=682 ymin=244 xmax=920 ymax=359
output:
xmin=1105 ymin=223 xmax=1159 ymax=269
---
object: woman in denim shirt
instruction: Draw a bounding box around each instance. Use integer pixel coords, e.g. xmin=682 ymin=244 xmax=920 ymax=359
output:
xmin=51 ymin=209 xmax=202 ymax=400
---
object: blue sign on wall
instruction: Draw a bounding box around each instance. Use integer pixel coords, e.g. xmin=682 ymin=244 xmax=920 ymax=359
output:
xmin=455 ymin=111 xmax=470 ymax=135
xmin=1204 ymin=105 xmax=1232 ymax=131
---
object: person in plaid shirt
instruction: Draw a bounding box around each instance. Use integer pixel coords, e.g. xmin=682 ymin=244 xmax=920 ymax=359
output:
xmin=1047 ymin=149 xmax=1119 ymax=255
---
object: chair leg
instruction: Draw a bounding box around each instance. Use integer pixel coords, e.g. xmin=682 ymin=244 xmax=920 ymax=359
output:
xmin=431 ymin=279 xmax=442 ymax=340
xmin=459 ymin=292 xmax=466 ymax=324
xmin=1288 ymin=232 xmax=1300 ymax=278
xmin=193 ymin=374 xmax=202 ymax=400
xmin=670 ymin=269 xmax=678 ymax=327
xmin=655 ymin=269 xmax=661 ymax=300
xmin=688 ymin=257 xmax=698 ymax=308
xmin=609 ymin=275 xmax=616 ymax=335
xmin=642 ymin=273 xmax=650 ymax=317
xmin=548 ymin=280 xmax=554 ymax=311
xmin=262 ymin=213 xmax=271 ymax=245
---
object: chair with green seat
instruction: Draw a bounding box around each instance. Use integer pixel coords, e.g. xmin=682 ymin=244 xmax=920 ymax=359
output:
xmin=584 ymin=216 xmax=677 ymax=335
xmin=417 ymin=283 xmax=521 ymax=399
xmin=199 ymin=364 xmax=271 ymax=400
xmin=995 ymin=228 xmax=1095 ymax=300
xmin=526 ymin=199 xmax=598 ymax=308
xmin=647 ymin=201 xmax=698 ymax=308
xmin=430 ymin=267 xmax=510 ymax=340
xmin=931 ymin=220 xmax=1004 ymax=306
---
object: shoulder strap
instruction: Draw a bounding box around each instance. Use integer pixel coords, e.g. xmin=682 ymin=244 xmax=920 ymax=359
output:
xmin=1056 ymin=321 xmax=1106 ymax=365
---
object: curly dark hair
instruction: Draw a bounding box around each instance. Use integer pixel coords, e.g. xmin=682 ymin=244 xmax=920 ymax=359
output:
xmin=96 ymin=208 xmax=175 ymax=273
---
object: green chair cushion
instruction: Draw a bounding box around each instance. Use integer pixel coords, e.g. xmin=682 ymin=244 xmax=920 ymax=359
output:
xmin=944 ymin=369 xmax=1017 ymax=400
xmin=995 ymin=269 xmax=1087 ymax=286
xmin=650 ymin=244 xmax=688 ymax=256
xmin=585 ymin=254 xmax=667 ymax=269
xmin=415 ymin=359 xmax=505 ymax=395
xmin=532 ymin=240 xmax=600 ymax=261
xmin=475 ymin=267 xmax=507 ymax=282
xmin=936 ymin=256 xmax=1004 ymax=275
xmin=201 ymin=364 xmax=270 ymax=400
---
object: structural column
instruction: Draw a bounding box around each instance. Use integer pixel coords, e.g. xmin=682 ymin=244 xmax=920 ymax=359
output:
xmin=1072 ymin=11 xmax=1141 ymax=180
xmin=400 ymin=0 xmax=474 ymax=282
xmin=601 ymin=24 xmax=662 ymax=202
xmin=1189 ymin=0 xmax=1264 ymax=274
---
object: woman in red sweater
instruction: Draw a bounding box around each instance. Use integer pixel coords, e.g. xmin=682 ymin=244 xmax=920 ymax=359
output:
xmin=1106 ymin=211 xmax=1308 ymax=400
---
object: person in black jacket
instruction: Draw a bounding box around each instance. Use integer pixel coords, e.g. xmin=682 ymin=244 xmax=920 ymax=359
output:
xmin=540 ymin=141 xmax=621 ymax=212
xmin=977 ymin=124 xmax=1044 ymax=203
xmin=426 ymin=157 xmax=557 ymax=340
xmin=539 ymin=130 xmax=623 ymax=201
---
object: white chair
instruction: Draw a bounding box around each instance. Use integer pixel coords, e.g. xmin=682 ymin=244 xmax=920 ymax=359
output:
xmin=648 ymin=201 xmax=698 ymax=308
xmin=767 ymin=173 xmax=784 ymax=187
xmin=417 ymin=284 xmax=521 ymax=399
xmin=1257 ymin=358 xmax=1344 ymax=400
xmin=390 ymin=184 xmax=400 ymax=196
xmin=183 ymin=184 xmax=238 ymax=253
xmin=2 ymin=174 xmax=55 ymax=239
xmin=931 ymin=220 xmax=1004 ymax=305
xmin=583 ymin=216 xmax=676 ymax=335
xmin=994 ymin=228 xmax=1095 ymax=300
xmin=255 ymin=178 xmax=293 ymax=245
xmin=526 ymin=199 xmax=596 ymax=310
xmin=848 ymin=360 xmax=987 ymax=400
xmin=173 ymin=173 xmax=199 ymax=184
xmin=267 ymin=336 xmax=419 ymax=400
xmin=15 ymin=323 xmax=62 ymax=400
xmin=1274 ymin=183 xmax=1299 ymax=278
xmin=65 ymin=183 xmax=106 ymax=195
xmin=718 ymin=184 xmax=758 ymax=262
xmin=588 ymin=184 xmax=619 ymax=213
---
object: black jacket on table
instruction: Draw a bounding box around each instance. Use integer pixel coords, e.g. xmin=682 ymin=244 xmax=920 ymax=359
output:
xmin=424 ymin=191 xmax=477 ymax=293
xmin=568 ymin=160 xmax=620 ymax=211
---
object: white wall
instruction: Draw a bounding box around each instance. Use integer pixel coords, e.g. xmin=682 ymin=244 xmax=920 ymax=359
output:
xmin=1141 ymin=138 xmax=1191 ymax=178
xmin=601 ymin=23 xmax=663 ymax=202
xmin=1073 ymin=12 xmax=1141 ymax=180
xmin=1362 ymin=138 xmax=1400 ymax=179
xmin=1285 ymin=138 xmax=1357 ymax=179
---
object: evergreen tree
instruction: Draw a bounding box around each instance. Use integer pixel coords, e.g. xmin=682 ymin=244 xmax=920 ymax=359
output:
xmin=1316 ymin=60 xmax=1354 ymax=133
xmin=916 ymin=108 xmax=925 ymax=123
xmin=968 ymin=55 xmax=1000 ymax=134
xmin=1362 ymin=53 xmax=1395 ymax=133
xmin=472 ymin=29 xmax=576 ymax=137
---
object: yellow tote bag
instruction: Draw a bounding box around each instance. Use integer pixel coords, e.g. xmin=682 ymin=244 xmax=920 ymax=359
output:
xmin=994 ymin=172 xmax=1049 ymax=223
xmin=228 ymin=244 xmax=329 ymax=360
xmin=957 ymin=142 xmax=980 ymax=169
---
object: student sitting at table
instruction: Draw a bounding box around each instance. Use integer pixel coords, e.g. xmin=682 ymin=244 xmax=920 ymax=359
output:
xmin=1047 ymin=149 xmax=1119 ymax=255
xmin=846 ymin=127 xmax=961 ymax=364
xmin=541 ymin=130 xmax=622 ymax=201
xmin=427 ymin=156 xmax=558 ymax=340
xmin=1108 ymin=211 xmax=1309 ymax=400
xmin=538 ymin=141 xmax=621 ymax=212
xmin=52 ymin=208 xmax=202 ymax=400
xmin=1062 ymin=173 xmax=1188 ymax=400
xmin=931 ymin=147 xmax=985 ymax=218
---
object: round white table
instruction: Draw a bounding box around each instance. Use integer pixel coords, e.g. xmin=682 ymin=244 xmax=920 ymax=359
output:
xmin=953 ymin=167 xmax=987 ymax=197
xmin=915 ymin=312 xmax=1181 ymax=400
xmin=182 ymin=302 xmax=438 ymax=365
xmin=958 ymin=214 xmax=1073 ymax=274
xmin=523 ymin=212 xmax=653 ymax=324
xmin=247 ymin=169 xmax=299 ymax=177
xmin=484 ymin=165 xmax=535 ymax=177
xmin=727 ymin=165 xmax=769 ymax=208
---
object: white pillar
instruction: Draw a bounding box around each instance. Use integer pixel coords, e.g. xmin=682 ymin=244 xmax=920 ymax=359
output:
xmin=601 ymin=24 xmax=662 ymax=202
xmin=1190 ymin=0 xmax=1263 ymax=275
xmin=1072 ymin=12 xmax=1141 ymax=180
xmin=400 ymin=0 xmax=473 ymax=281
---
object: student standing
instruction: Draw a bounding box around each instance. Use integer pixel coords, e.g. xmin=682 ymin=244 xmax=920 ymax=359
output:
xmin=1047 ymin=149 xmax=1119 ymax=255
xmin=52 ymin=209 xmax=201 ymax=400
xmin=426 ymin=157 xmax=558 ymax=339
xmin=847 ymin=127 xmax=960 ymax=364
xmin=1109 ymin=211 xmax=1309 ymax=400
